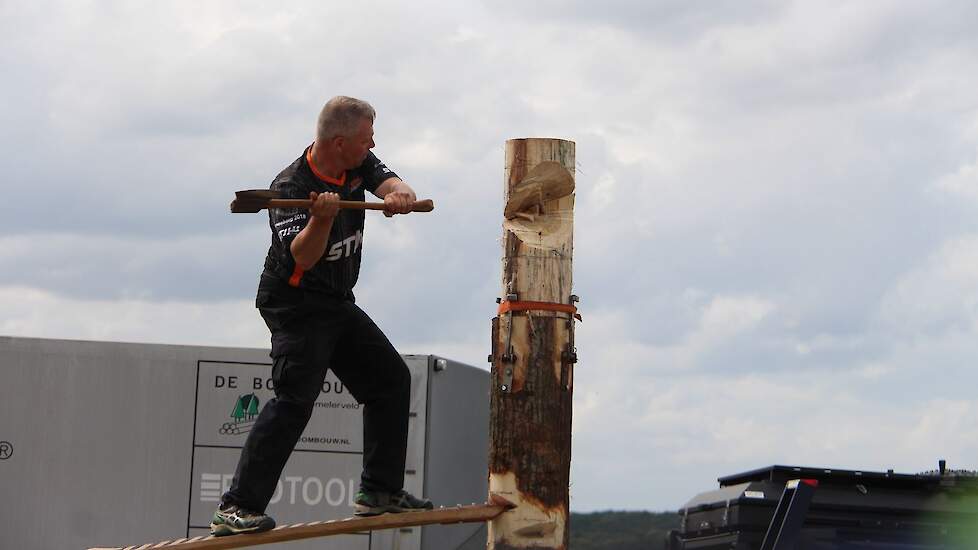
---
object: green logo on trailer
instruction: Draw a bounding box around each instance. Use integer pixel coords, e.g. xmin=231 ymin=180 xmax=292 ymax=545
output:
xmin=219 ymin=393 xmax=260 ymax=435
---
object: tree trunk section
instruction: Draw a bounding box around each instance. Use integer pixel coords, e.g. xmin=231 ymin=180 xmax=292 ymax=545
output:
xmin=488 ymin=138 xmax=576 ymax=550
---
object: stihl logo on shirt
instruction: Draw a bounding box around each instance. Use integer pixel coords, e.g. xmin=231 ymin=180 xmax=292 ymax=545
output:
xmin=325 ymin=230 xmax=363 ymax=262
xmin=275 ymin=213 xmax=307 ymax=240
xmin=278 ymin=226 xmax=301 ymax=239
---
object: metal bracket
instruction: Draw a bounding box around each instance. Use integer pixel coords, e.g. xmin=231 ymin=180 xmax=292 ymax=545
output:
xmin=499 ymin=293 xmax=518 ymax=392
xmin=561 ymin=344 xmax=578 ymax=365
xmin=560 ymin=294 xmax=579 ymax=391
xmin=500 ymin=365 xmax=515 ymax=393
xmin=560 ymin=342 xmax=577 ymax=391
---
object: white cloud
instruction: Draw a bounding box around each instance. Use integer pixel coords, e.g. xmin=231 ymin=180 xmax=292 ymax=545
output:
xmin=700 ymin=295 xmax=776 ymax=338
xmin=934 ymin=153 xmax=978 ymax=201
xmin=0 ymin=227 xmax=268 ymax=300
xmin=575 ymin=294 xmax=775 ymax=376
xmin=0 ymin=286 xmax=267 ymax=348
xmin=878 ymin=235 xmax=978 ymax=335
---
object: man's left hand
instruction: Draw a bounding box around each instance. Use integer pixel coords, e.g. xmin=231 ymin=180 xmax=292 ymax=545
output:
xmin=383 ymin=192 xmax=414 ymax=217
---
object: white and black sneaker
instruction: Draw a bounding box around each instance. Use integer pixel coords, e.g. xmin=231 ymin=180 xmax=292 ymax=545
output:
xmin=210 ymin=502 xmax=276 ymax=536
xmin=354 ymin=489 xmax=434 ymax=516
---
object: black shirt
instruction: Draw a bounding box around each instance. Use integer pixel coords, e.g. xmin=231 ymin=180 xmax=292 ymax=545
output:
xmin=260 ymin=147 xmax=397 ymax=301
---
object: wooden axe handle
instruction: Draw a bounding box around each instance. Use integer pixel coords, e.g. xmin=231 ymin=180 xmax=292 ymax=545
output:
xmin=267 ymin=199 xmax=434 ymax=212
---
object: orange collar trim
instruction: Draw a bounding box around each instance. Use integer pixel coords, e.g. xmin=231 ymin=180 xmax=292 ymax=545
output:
xmin=306 ymin=147 xmax=346 ymax=186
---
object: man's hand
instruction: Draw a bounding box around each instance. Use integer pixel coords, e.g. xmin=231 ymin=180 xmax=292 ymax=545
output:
xmin=291 ymin=191 xmax=339 ymax=270
xmin=383 ymin=192 xmax=414 ymax=217
xmin=309 ymin=191 xmax=340 ymax=219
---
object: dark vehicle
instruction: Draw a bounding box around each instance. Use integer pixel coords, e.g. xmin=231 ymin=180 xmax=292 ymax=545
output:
xmin=668 ymin=461 xmax=978 ymax=549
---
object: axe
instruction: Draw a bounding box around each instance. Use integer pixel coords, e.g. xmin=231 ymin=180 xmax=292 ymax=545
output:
xmin=230 ymin=189 xmax=434 ymax=214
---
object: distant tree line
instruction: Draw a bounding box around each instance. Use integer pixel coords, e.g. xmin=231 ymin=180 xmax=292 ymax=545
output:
xmin=569 ymin=510 xmax=680 ymax=550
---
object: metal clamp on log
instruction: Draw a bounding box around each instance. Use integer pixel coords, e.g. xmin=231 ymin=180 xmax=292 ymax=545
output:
xmin=497 ymin=294 xmax=519 ymax=392
xmin=560 ymin=295 xmax=579 ymax=391
xmin=561 ymin=344 xmax=578 ymax=365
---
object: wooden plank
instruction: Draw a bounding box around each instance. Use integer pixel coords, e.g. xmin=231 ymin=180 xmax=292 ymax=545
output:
xmin=89 ymin=503 xmax=508 ymax=550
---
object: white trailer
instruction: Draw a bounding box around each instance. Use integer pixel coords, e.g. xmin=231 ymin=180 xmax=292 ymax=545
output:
xmin=0 ymin=336 xmax=489 ymax=550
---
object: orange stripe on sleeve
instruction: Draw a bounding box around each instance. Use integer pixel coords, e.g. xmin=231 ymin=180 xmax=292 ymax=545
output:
xmin=288 ymin=266 xmax=305 ymax=287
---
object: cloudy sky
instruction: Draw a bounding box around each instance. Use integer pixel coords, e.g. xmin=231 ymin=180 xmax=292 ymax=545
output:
xmin=3 ymin=0 xmax=978 ymax=512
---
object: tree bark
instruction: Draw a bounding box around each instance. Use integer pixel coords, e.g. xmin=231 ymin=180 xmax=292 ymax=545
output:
xmin=488 ymin=138 xmax=576 ymax=550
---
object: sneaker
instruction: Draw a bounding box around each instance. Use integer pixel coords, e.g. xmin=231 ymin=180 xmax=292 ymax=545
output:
xmin=354 ymin=489 xmax=434 ymax=516
xmin=210 ymin=502 xmax=276 ymax=536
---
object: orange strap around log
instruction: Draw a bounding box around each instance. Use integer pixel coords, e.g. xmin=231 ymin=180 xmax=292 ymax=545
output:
xmin=498 ymin=300 xmax=582 ymax=321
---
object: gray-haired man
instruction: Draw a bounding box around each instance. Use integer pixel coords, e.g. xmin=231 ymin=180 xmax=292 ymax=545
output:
xmin=211 ymin=96 xmax=432 ymax=537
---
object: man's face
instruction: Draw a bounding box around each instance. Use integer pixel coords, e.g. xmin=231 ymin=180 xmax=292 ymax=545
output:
xmin=339 ymin=117 xmax=375 ymax=169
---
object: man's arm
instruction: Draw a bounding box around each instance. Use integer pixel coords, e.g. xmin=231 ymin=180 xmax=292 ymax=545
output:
xmin=290 ymin=192 xmax=340 ymax=270
xmin=374 ymin=177 xmax=417 ymax=217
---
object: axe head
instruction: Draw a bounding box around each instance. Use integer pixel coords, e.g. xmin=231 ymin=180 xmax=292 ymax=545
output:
xmin=230 ymin=189 xmax=283 ymax=213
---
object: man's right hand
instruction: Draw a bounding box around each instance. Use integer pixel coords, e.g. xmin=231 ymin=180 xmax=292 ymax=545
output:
xmin=309 ymin=191 xmax=340 ymax=219
xmin=291 ymin=191 xmax=340 ymax=270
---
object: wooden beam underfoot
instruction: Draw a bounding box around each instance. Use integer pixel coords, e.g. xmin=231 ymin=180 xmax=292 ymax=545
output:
xmin=89 ymin=503 xmax=508 ymax=550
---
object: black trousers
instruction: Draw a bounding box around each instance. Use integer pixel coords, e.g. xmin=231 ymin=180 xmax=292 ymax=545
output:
xmin=223 ymin=285 xmax=411 ymax=513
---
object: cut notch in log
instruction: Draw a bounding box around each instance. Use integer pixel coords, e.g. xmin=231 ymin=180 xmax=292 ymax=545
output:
xmin=503 ymin=161 xmax=575 ymax=219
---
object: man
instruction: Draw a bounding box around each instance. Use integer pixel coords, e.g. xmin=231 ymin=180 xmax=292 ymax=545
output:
xmin=211 ymin=96 xmax=433 ymax=537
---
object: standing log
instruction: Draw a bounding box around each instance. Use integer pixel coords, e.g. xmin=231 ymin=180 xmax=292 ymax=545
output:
xmin=488 ymin=138 xmax=576 ymax=550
